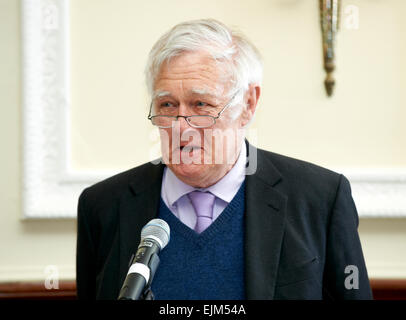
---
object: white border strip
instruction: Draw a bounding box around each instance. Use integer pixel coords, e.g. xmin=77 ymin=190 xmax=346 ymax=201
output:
xmin=339 ymin=168 xmax=406 ymax=218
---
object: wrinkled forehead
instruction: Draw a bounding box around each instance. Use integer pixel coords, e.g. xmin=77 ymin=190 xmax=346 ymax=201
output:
xmin=153 ymin=51 xmax=234 ymax=97
xmin=152 ymin=87 xmax=225 ymax=102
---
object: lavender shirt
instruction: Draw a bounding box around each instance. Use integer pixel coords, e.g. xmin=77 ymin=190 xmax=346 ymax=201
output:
xmin=161 ymin=142 xmax=246 ymax=230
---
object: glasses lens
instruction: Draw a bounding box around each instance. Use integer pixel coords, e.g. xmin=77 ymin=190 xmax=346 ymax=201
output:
xmin=151 ymin=116 xmax=175 ymax=128
xmin=187 ymin=116 xmax=215 ymax=128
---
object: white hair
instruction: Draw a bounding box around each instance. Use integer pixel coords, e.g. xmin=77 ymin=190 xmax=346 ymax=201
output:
xmin=145 ymin=19 xmax=263 ymax=111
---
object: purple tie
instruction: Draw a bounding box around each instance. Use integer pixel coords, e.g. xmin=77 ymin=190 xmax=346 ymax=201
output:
xmin=188 ymin=191 xmax=216 ymax=233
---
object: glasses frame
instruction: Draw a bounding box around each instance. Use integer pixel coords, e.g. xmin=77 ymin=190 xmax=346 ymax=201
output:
xmin=148 ymin=91 xmax=239 ymax=129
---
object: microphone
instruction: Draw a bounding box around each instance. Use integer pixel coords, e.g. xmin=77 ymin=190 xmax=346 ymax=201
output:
xmin=118 ymin=218 xmax=170 ymax=300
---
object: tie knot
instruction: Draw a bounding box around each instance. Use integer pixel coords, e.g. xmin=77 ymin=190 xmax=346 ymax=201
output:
xmin=188 ymin=191 xmax=216 ymax=218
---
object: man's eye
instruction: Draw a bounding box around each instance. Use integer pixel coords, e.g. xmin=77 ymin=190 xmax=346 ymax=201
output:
xmin=160 ymin=102 xmax=174 ymax=108
xmin=196 ymin=101 xmax=208 ymax=107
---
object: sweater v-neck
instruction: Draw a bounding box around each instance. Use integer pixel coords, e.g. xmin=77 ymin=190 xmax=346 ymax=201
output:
xmin=158 ymin=181 xmax=245 ymax=246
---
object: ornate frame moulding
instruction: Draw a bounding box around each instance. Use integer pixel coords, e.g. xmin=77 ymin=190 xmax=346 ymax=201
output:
xmin=21 ymin=0 xmax=406 ymax=218
xmin=21 ymin=0 xmax=116 ymax=219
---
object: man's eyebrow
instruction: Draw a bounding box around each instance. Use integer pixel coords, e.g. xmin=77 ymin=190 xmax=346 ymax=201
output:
xmin=190 ymin=88 xmax=220 ymax=100
xmin=152 ymin=91 xmax=171 ymax=100
xmin=153 ymin=89 xmax=221 ymax=100
xmin=190 ymin=88 xmax=210 ymax=95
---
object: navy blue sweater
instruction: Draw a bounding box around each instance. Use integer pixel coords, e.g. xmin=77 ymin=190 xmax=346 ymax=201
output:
xmin=151 ymin=182 xmax=246 ymax=300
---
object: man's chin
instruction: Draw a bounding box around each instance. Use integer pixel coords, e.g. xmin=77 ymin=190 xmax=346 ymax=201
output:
xmin=168 ymin=163 xmax=211 ymax=184
xmin=169 ymin=162 xmax=204 ymax=175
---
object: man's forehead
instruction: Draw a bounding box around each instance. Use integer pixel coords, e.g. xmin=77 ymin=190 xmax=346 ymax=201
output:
xmin=152 ymin=86 xmax=225 ymax=100
xmin=154 ymin=52 xmax=231 ymax=88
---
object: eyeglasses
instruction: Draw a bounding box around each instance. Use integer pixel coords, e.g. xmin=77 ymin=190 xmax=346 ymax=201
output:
xmin=148 ymin=91 xmax=239 ymax=129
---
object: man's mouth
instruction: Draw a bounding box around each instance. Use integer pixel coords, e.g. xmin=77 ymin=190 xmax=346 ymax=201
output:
xmin=179 ymin=145 xmax=203 ymax=152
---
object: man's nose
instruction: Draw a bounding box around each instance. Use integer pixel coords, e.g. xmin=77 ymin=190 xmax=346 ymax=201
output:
xmin=177 ymin=104 xmax=192 ymax=130
xmin=177 ymin=116 xmax=190 ymax=131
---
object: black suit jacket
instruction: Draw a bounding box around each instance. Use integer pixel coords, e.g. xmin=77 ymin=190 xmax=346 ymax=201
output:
xmin=76 ymin=143 xmax=372 ymax=300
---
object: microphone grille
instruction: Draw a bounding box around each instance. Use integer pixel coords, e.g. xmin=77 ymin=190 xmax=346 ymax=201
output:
xmin=141 ymin=219 xmax=170 ymax=249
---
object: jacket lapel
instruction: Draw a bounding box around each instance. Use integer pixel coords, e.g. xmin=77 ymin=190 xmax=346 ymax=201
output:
xmin=245 ymin=145 xmax=287 ymax=299
xmin=118 ymin=162 xmax=165 ymax=287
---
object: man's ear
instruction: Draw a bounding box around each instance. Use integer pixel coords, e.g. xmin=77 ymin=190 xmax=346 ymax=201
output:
xmin=240 ymin=84 xmax=261 ymax=128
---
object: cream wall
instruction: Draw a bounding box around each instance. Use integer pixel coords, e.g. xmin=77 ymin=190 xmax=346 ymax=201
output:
xmin=0 ymin=0 xmax=405 ymax=283
xmin=70 ymin=0 xmax=406 ymax=170
xmin=0 ymin=0 xmax=77 ymax=281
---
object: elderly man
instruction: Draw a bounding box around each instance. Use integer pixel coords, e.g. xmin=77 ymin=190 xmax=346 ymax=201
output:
xmin=76 ymin=19 xmax=372 ymax=300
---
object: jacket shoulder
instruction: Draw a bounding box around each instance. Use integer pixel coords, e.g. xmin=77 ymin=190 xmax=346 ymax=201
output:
xmin=258 ymin=148 xmax=342 ymax=185
xmin=79 ymin=161 xmax=163 ymax=207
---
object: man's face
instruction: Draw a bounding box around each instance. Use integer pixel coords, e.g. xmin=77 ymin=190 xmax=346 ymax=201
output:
xmin=152 ymin=51 xmax=248 ymax=188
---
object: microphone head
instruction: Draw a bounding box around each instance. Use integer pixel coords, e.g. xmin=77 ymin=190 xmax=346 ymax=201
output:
xmin=141 ymin=219 xmax=170 ymax=249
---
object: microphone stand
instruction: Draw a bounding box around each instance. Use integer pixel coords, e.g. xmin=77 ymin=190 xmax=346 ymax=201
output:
xmin=139 ymin=286 xmax=155 ymax=300
xmin=119 ymin=252 xmax=160 ymax=300
xmin=140 ymin=252 xmax=160 ymax=300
